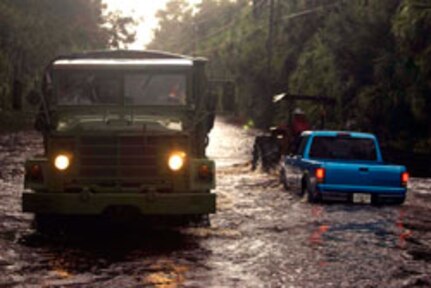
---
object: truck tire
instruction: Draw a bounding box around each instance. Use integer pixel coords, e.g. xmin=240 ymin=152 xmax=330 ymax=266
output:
xmin=34 ymin=214 xmax=60 ymax=234
xmin=252 ymin=136 xmax=280 ymax=172
xmin=280 ymin=168 xmax=288 ymax=191
xmin=393 ymin=195 xmax=406 ymax=205
xmin=188 ymin=214 xmax=211 ymax=227
xmin=303 ymin=182 xmax=320 ymax=203
xmin=34 ymin=215 xmax=82 ymax=234
xmin=307 ymin=190 xmax=320 ymax=203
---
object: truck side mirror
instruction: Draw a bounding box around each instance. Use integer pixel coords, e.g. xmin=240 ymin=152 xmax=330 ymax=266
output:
xmin=26 ymin=90 xmax=41 ymax=106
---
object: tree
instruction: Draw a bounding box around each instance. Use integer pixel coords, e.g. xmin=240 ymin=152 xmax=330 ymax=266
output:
xmin=150 ymin=0 xmax=431 ymax=150
xmin=0 ymin=0 xmax=136 ymax=110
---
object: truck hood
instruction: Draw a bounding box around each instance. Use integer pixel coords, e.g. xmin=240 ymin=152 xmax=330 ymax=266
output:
xmin=55 ymin=114 xmax=184 ymax=133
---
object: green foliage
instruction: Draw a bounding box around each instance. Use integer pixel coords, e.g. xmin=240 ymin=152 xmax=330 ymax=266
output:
xmin=150 ymin=0 xmax=431 ymax=149
xmin=392 ymin=0 xmax=431 ymax=148
xmin=0 ymin=0 xmax=135 ymax=113
xmin=149 ymin=0 xmax=194 ymax=53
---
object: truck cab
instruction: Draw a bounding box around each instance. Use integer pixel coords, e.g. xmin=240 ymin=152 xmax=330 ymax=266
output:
xmin=22 ymin=50 xmax=216 ymax=225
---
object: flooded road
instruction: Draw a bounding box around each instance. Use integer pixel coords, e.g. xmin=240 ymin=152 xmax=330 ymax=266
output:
xmin=0 ymin=118 xmax=431 ymax=287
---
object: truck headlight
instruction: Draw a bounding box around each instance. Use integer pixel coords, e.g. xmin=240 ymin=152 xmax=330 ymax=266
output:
xmin=168 ymin=151 xmax=186 ymax=171
xmin=54 ymin=154 xmax=70 ymax=171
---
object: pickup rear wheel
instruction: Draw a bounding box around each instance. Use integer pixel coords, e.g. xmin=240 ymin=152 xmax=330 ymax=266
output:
xmin=280 ymin=168 xmax=288 ymax=191
xmin=392 ymin=195 xmax=406 ymax=205
xmin=303 ymin=184 xmax=320 ymax=203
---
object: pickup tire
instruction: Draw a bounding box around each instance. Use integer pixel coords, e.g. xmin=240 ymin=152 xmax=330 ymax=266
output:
xmin=280 ymin=168 xmax=288 ymax=191
xmin=390 ymin=195 xmax=406 ymax=205
xmin=307 ymin=190 xmax=320 ymax=203
xmin=396 ymin=195 xmax=406 ymax=205
xmin=302 ymin=179 xmax=320 ymax=203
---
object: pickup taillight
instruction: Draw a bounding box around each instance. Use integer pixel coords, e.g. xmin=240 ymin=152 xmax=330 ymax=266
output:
xmin=401 ymin=172 xmax=409 ymax=187
xmin=315 ymin=168 xmax=325 ymax=183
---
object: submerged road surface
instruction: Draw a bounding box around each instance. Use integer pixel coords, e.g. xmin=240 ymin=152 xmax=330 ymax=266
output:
xmin=0 ymin=118 xmax=431 ymax=287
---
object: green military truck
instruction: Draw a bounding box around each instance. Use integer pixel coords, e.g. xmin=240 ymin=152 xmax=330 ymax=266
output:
xmin=23 ymin=50 xmax=216 ymax=228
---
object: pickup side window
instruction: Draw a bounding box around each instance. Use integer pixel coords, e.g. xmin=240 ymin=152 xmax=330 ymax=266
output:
xmin=296 ymin=136 xmax=309 ymax=157
xmin=309 ymin=136 xmax=377 ymax=161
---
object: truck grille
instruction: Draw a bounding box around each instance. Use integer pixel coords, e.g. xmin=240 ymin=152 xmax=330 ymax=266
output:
xmin=78 ymin=136 xmax=161 ymax=179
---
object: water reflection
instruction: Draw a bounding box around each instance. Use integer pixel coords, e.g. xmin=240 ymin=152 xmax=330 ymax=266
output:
xmin=395 ymin=209 xmax=412 ymax=249
xmin=309 ymin=206 xmax=330 ymax=246
xmin=307 ymin=204 xmax=414 ymax=276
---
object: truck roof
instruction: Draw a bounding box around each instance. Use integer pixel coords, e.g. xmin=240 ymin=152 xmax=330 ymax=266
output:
xmin=51 ymin=49 xmax=205 ymax=62
xmin=53 ymin=58 xmax=194 ymax=68
xmin=301 ymin=130 xmax=376 ymax=139
xmin=48 ymin=50 xmax=205 ymax=71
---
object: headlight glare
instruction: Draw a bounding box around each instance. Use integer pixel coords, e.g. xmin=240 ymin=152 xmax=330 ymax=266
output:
xmin=54 ymin=154 xmax=70 ymax=171
xmin=168 ymin=151 xmax=186 ymax=171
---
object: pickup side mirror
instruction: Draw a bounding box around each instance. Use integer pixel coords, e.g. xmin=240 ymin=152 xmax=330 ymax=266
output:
xmin=26 ymin=90 xmax=41 ymax=106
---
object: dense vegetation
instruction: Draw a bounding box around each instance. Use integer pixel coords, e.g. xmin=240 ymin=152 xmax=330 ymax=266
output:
xmin=149 ymin=0 xmax=431 ymax=152
xmin=0 ymin=0 xmax=135 ymax=112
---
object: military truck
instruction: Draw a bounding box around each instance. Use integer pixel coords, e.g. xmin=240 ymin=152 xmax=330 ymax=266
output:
xmin=23 ymin=50 xmax=216 ymax=228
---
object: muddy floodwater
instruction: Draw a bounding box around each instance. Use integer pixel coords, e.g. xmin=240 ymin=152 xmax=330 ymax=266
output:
xmin=0 ymin=118 xmax=431 ymax=287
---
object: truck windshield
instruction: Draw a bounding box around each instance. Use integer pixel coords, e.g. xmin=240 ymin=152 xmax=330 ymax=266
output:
xmin=309 ymin=136 xmax=377 ymax=161
xmin=124 ymin=74 xmax=186 ymax=105
xmin=56 ymin=71 xmax=187 ymax=106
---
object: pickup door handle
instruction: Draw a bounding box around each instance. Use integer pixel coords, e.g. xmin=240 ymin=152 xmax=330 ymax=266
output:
xmin=359 ymin=167 xmax=369 ymax=172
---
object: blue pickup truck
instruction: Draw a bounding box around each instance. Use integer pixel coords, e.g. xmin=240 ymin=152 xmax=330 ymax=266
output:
xmin=280 ymin=131 xmax=409 ymax=204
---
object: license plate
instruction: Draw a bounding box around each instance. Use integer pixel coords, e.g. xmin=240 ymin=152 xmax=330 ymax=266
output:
xmin=353 ymin=193 xmax=371 ymax=204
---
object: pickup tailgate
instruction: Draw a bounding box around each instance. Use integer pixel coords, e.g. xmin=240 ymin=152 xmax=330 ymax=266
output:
xmin=323 ymin=162 xmax=404 ymax=188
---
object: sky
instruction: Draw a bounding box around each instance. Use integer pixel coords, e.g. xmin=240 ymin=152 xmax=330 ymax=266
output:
xmin=103 ymin=0 xmax=202 ymax=49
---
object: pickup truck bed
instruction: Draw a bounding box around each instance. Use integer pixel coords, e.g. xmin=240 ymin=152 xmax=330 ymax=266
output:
xmin=280 ymin=131 xmax=408 ymax=204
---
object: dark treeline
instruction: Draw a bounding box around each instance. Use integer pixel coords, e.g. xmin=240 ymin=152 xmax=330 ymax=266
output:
xmin=149 ymin=0 xmax=431 ymax=153
xmin=0 ymin=0 xmax=135 ymax=112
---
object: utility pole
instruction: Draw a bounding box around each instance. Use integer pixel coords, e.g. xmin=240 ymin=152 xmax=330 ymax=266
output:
xmin=266 ymin=0 xmax=275 ymax=78
xmin=192 ymin=21 xmax=197 ymax=56
xmin=263 ymin=0 xmax=275 ymax=128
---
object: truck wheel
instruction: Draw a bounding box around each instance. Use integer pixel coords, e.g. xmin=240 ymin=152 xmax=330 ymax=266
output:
xmin=280 ymin=168 xmax=288 ymax=191
xmin=394 ymin=195 xmax=406 ymax=205
xmin=304 ymin=185 xmax=320 ymax=203
xmin=251 ymin=139 xmax=261 ymax=171
xmin=299 ymin=178 xmax=306 ymax=197
xmin=34 ymin=215 xmax=60 ymax=234
xmin=186 ymin=214 xmax=211 ymax=227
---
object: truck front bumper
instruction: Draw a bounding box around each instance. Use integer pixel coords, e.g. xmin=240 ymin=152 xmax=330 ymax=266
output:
xmin=22 ymin=192 xmax=216 ymax=215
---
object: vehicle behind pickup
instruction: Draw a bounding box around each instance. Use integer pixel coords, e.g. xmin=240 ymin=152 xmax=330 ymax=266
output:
xmin=280 ymin=131 xmax=408 ymax=204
